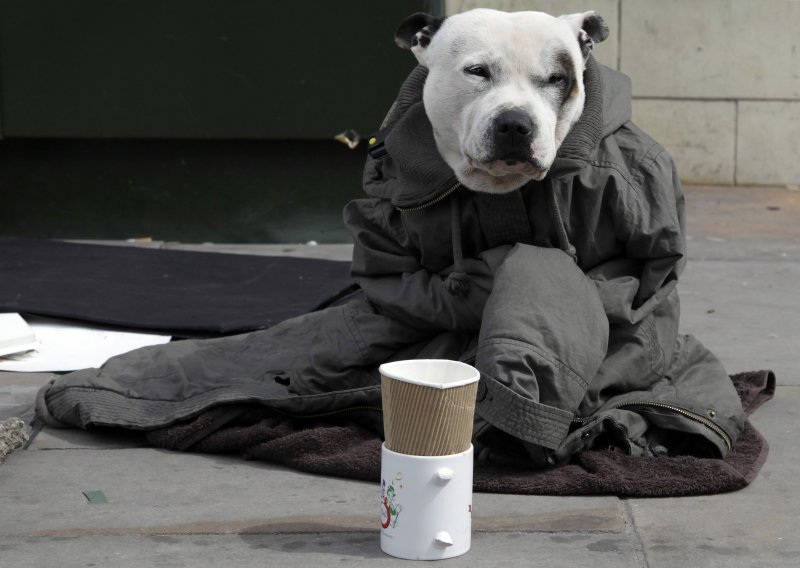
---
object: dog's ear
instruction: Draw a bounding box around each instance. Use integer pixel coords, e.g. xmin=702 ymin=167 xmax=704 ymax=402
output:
xmin=395 ymin=13 xmax=446 ymax=63
xmin=560 ymin=11 xmax=609 ymax=58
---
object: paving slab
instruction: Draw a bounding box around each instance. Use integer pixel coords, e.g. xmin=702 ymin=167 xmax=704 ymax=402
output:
xmin=687 ymin=235 xmax=800 ymax=263
xmin=0 ymin=373 xmax=54 ymax=389
xmin=0 ymin=447 xmax=623 ymax=537
xmin=29 ymin=426 xmax=147 ymax=451
xmin=69 ymin=239 xmax=356 ymax=260
xmin=0 ymin=372 xmax=54 ymax=424
xmin=0 ymin=532 xmax=642 ymax=568
xmin=680 ymin=186 xmax=799 ymax=385
xmin=161 ymin=242 xmax=355 ymax=261
xmin=628 ymin=387 xmax=799 ymax=568
xmin=684 ymin=185 xmax=800 ymax=243
xmin=678 ymin=260 xmax=799 ymax=386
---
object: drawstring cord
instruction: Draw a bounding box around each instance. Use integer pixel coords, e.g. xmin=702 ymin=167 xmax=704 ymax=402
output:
xmin=444 ymin=191 xmax=470 ymax=295
xmin=547 ymin=180 xmax=578 ymax=263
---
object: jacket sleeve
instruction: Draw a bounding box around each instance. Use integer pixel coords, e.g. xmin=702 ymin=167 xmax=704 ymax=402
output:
xmin=587 ymin=146 xmax=687 ymax=325
xmin=343 ymin=197 xmax=509 ymax=333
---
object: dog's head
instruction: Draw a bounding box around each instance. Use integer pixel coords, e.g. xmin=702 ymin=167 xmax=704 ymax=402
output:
xmin=396 ymin=9 xmax=608 ymax=194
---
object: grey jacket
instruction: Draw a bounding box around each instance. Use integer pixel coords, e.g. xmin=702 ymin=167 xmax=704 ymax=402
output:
xmin=37 ymin=57 xmax=744 ymax=464
xmin=343 ymin=56 xmax=743 ymax=461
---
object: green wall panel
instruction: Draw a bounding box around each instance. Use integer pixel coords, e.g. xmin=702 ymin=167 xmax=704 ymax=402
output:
xmin=0 ymin=1 xmax=443 ymax=242
xmin=0 ymin=0 xmax=438 ymax=138
xmin=0 ymin=139 xmax=366 ymax=243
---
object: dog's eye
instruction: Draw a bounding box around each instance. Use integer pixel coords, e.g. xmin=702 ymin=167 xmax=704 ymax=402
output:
xmin=547 ymin=74 xmax=566 ymax=85
xmin=464 ymin=65 xmax=490 ymax=79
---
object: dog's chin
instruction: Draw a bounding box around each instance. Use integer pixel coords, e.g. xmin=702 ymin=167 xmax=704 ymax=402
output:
xmin=460 ymin=159 xmax=548 ymax=194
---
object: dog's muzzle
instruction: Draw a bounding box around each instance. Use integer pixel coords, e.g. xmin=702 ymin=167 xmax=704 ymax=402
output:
xmin=490 ymin=109 xmax=535 ymax=164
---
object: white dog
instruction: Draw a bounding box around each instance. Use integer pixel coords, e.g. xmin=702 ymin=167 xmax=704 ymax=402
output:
xmin=395 ymin=9 xmax=608 ymax=194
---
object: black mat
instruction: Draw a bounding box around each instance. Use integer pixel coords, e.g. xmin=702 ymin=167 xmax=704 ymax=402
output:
xmin=0 ymin=238 xmax=355 ymax=336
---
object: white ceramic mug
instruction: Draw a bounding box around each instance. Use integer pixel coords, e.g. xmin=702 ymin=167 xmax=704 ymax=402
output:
xmin=380 ymin=443 xmax=473 ymax=560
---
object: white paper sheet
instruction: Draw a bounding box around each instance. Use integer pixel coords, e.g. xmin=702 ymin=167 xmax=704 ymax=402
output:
xmin=0 ymin=316 xmax=171 ymax=372
xmin=0 ymin=313 xmax=39 ymax=357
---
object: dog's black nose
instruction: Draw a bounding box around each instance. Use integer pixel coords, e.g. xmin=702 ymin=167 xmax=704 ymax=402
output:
xmin=491 ymin=109 xmax=535 ymax=162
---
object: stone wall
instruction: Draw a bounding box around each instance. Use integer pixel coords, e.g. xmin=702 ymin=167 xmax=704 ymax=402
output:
xmin=446 ymin=0 xmax=800 ymax=186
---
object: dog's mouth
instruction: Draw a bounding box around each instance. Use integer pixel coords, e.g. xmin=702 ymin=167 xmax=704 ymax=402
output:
xmin=467 ymin=156 xmax=549 ymax=181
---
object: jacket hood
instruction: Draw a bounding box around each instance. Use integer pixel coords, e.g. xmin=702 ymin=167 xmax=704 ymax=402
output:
xmin=362 ymin=56 xmax=633 ymax=207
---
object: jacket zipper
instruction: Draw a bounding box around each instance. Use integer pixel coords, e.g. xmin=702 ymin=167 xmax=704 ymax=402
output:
xmin=573 ymin=401 xmax=732 ymax=453
xmin=395 ymin=181 xmax=463 ymax=212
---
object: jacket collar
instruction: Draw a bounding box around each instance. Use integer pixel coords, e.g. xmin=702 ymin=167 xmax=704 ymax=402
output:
xmin=548 ymin=55 xmax=604 ymax=179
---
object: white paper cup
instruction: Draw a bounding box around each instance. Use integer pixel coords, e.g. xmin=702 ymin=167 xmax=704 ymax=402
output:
xmin=380 ymin=443 xmax=473 ymax=560
xmin=379 ymin=359 xmax=480 ymax=456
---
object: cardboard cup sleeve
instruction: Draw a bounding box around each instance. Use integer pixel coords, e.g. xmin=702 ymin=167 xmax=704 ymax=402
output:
xmin=379 ymin=359 xmax=480 ymax=457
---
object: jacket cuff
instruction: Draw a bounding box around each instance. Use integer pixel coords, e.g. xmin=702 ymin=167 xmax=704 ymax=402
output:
xmin=475 ymin=376 xmax=574 ymax=450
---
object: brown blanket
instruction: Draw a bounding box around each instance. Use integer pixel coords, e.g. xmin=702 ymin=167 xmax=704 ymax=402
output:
xmin=146 ymin=370 xmax=775 ymax=497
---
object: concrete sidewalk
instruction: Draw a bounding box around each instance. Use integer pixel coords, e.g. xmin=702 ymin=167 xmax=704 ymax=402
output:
xmin=1 ymin=185 xmax=798 ymax=567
